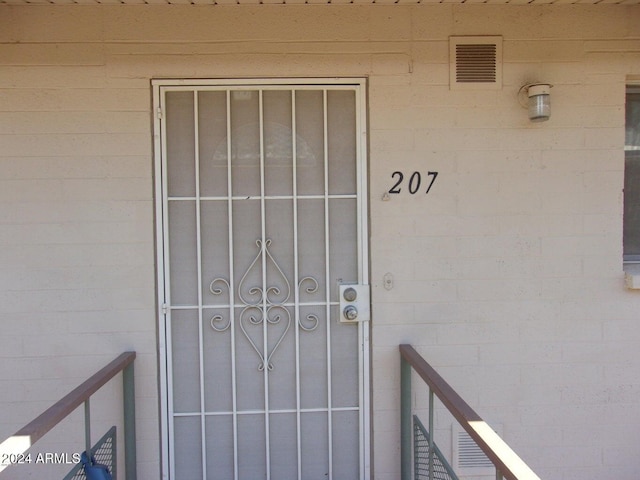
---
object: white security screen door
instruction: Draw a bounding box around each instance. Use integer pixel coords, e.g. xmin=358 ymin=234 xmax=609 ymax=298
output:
xmin=153 ymin=79 xmax=370 ymax=480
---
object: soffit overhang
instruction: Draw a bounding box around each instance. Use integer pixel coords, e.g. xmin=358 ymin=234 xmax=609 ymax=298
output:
xmin=1 ymin=0 xmax=638 ymax=5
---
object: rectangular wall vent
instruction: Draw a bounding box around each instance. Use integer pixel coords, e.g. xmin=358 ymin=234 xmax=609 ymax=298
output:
xmin=456 ymin=431 xmax=493 ymax=468
xmin=450 ymin=36 xmax=502 ymax=90
xmin=453 ymin=424 xmax=501 ymax=476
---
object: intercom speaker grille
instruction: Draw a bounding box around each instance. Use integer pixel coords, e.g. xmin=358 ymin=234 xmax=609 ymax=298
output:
xmin=450 ymin=36 xmax=502 ymax=90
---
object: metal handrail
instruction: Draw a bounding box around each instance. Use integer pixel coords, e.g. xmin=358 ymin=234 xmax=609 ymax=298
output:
xmin=0 ymin=352 xmax=137 ymax=479
xmin=400 ymin=344 xmax=541 ymax=480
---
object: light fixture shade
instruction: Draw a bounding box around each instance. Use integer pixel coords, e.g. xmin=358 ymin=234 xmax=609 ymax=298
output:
xmin=527 ymin=84 xmax=551 ymax=122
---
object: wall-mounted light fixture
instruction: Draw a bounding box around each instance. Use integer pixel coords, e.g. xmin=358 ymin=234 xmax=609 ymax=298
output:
xmin=518 ymin=83 xmax=552 ymax=123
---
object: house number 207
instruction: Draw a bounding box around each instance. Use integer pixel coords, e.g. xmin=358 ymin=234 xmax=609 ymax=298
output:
xmin=389 ymin=171 xmax=439 ymax=195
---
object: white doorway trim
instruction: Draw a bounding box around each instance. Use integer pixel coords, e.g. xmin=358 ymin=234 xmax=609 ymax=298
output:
xmin=153 ymin=78 xmax=370 ymax=480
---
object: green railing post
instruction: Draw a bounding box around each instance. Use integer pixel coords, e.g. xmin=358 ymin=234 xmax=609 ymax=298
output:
xmin=123 ymin=360 xmax=137 ymax=480
xmin=401 ymin=354 xmax=412 ymax=480
xmin=428 ymin=388 xmax=434 ymax=480
xmin=84 ymin=399 xmax=91 ymax=455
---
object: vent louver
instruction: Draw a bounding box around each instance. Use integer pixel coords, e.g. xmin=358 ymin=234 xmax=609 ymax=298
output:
xmin=452 ymin=423 xmax=501 ymax=476
xmin=456 ymin=44 xmax=496 ymax=83
xmin=456 ymin=430 xmax=493 ymax=469
xmin=450 ymin=36 xmax=502 ymax=90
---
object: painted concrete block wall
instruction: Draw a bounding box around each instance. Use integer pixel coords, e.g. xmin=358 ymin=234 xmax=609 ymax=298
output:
xmin=1 ymin=4 xmax=639 ymax=479
xmin=0 ymin=8 xmax=159 ymax=477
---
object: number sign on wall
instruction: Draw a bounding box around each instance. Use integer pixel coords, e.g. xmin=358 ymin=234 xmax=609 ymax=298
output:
xmin=388 ymin=171 xmax=439 ymax=195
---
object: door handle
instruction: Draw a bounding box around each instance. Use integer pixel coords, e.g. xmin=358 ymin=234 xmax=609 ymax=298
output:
xmin=339 ymin=284 xmax=370 ymax=323
xmin=343 ymin=305 xmax=359 ymax=321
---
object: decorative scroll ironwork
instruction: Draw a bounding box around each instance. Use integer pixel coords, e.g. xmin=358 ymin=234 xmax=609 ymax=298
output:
xmin=298 ymin=277 xmax=319 ymax=332
xmin=209 ymin=239 xmax=319 ymax=370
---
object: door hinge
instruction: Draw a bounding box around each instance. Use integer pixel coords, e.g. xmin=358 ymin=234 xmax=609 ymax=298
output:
xmin=161 ymin=303 xmax=169 ymax=315
xmin=157 ymin=107 xmax=163 ymax=120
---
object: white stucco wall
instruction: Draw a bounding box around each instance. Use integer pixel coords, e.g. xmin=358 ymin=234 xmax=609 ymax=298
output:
xmin=1 ymin=4 xmax=640 ymax=479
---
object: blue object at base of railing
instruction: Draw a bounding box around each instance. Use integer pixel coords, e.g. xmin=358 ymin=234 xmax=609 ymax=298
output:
xmin=64 ymin=426 xmax=116 ymax=480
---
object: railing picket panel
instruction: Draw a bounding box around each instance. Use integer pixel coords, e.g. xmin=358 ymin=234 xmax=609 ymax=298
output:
xmin=400 ymin=345 xmax=540 ymax=480
xmin=401 ymin=354 xmax=413 ymax=480
xmin=0 ymin=352 xmax=136 ymax=477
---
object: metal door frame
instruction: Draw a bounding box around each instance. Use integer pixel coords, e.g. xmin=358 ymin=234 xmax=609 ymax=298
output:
xmin=152 ymin=78 xmax=370 ymax=480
